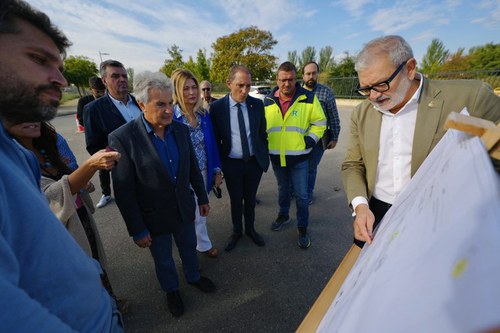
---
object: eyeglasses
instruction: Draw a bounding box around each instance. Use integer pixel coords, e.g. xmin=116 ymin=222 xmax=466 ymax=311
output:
xmin=354 ymin=60 xmax=408 ymax=96
xmin=277 ymin=78 xmax=296 ymax=83
xmin=201 ymin=88 xmax=211 ymax=92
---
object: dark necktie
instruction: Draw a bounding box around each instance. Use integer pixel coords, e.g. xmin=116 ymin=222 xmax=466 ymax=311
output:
xmin=237 ymin=103 xmax=250 ymax=162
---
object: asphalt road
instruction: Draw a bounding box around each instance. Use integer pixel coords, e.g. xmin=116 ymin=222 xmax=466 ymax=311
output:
xmin=51 ymin=103 xmax=356 ymax=333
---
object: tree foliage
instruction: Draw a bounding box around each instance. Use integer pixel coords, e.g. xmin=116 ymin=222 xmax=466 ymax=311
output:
xmin=184 ymin=56 xmax=197 ymax=78
xmin=440 ymin=48 xmax=470 ymax=72
xmin=159 ymin=44 xmax=184 ymax=77
xmin=127 ymin=67 xmax=134 ymax=92
xmin=287 ymin=50 xmax=299 ymax=69
xmin=328 ymin=53 xmax=356 ymax=78
xmin=210 ymin=26 xmax=277 ymax=82
xmin=63 ymin=55 xmax=98 ymax=96
xmin=195 ymin=49 xmax=210 ymax=81
xmin=420 ymin=39 xmax=449 ymax=74
xmin=468 ymin=43 xmax=500 ymax=70
xmin=298 ymin=46 xmax=316 ymax=71
xmin=319 ymin=46 xmax=334 ymax=72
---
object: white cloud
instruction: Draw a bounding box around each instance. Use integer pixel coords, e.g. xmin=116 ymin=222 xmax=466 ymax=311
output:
xmin=472 ymin=0 xmax=500 ymax=28
xmin=332 ymin=0 xmax=375 ymax=17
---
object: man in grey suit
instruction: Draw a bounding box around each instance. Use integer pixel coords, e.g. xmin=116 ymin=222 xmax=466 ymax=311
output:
xmin=210 ymin=65 xmax=270 ymax=252
xmin=342 ymin=35 xmax=500 ymax=247
xmin=109 ymin=71 xmax=216 ymax=318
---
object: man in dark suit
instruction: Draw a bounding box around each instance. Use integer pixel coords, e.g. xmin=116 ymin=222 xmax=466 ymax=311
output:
xmin=210 ymin=65 xmax=269 ymax=252
xmin=83 ymin=59 xmax=141 ymax=208
xmin=109 ymin=71 xmax=216 ymax=318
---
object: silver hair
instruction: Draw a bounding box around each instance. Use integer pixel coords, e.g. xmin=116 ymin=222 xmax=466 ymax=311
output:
xmin=133 ymin=71 xmax=173 ymax=104
xmin=355 ymin=35 xmax=414 ymax=72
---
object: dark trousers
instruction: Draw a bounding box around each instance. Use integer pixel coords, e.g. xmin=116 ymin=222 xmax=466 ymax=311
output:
xmin=222 ymin=156 xmax=263 ymax=235
xmin=99 ymin=169 xmax=111 ymax=196
xmin=354 ymin=196 xmax=392 ymax=248
xmin=149 ymin=222 xmax=200 ymax=292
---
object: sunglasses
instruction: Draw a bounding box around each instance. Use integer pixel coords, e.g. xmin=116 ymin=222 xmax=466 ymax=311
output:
xmin=201 ymin=88 xmax=211 ymax=92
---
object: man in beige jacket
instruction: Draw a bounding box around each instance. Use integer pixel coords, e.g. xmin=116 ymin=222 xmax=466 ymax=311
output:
xmin=342 ymin=35 xmax=500 ymax=247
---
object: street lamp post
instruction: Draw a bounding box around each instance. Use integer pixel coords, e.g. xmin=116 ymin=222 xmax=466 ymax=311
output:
xmin=99 ymin=51 xmax=110 ymax=64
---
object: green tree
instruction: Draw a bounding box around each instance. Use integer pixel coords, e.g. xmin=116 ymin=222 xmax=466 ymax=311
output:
xmin=468 ymin=43 xmax=500 ymax=70
xmin=287 ymin=50 xmax=299 ymax=69
xmin=63 ymin=55 xmax=98 ymax=96
xmin=298 ymin=46 xmax=316 ymax=71
xmin=329 ymin=53 xmax=356 ymax=78
xmin=420 ymin=38 xmax=449 ymax=74
xmin=159 ymin=44 xmax=184 ymax=76
xmin=319 ymin=46 xmax=334 ymax=72
xmin=440 ymin=48 xmax=470 ymax=72
xmin=210 ymin=26 xmax=277 ymax=82
xmin=127 ymin=67 xmax=134 ymax=92
xmin=195 ymin=49 xmax=210 ymax=81
xmin=184 ymin=56 xmax=198 ymax=78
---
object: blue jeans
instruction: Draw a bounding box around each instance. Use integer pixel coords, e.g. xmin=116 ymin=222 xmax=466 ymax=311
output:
xmin=149 ymin=222 xmax=200 ymax=292
xmin=308 ymin=142 xmax=325 ymax=199
xmin=272 ymin=159 xmax=309 ymax=229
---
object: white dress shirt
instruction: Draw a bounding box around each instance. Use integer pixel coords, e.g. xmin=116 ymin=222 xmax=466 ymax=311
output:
xmin=228 ymin=95 xmax=254 ymax=159
xmin=109 ymin=94 xmax=142 ymax=122
xmin=352 ymin=73 xmax=424 ymax=211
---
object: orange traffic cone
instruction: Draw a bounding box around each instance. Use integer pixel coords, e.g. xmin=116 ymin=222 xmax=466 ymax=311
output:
xmin=75 ymin=114 xmax=84 ymax=133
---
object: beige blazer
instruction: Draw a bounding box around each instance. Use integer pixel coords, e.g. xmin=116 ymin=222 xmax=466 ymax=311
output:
xmin=342 ymin=77 xmax=500 ymax=205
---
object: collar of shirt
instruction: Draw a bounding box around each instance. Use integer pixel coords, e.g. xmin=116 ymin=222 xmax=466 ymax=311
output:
xmin=228 ymin=94 xmax=246 ymax=109
xmin=108 ymin=93 xmax=131 ymax=106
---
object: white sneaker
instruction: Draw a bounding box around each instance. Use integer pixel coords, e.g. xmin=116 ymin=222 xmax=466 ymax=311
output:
xmin=96 ymin=195 xmax=112 ymax=208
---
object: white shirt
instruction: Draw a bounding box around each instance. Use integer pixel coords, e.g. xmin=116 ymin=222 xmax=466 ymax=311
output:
xmin=109 ymin=94 xmax=142 ymax=122
xmin=228 ymin=95 xmax=253 ymax=159
xmin=352 ymin=73 xmax=424 ymax=211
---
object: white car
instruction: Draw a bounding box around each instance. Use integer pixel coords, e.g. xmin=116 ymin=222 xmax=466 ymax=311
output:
xmin=249 ymin=85 xmax=272 ymax=101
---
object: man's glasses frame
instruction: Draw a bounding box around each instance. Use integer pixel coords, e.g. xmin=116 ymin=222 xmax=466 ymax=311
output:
xmin=201 ymin=88 xmax=211 ymax=92
xmin=354 ymin=60 xmax=408 ymax=96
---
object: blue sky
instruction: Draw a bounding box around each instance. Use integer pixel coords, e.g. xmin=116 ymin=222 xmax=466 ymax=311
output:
xmin=30 ymin=0 xmax=499 ymax=76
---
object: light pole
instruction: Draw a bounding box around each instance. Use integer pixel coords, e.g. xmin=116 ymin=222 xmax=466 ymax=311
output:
xmin=98 ymin=51 xmax=110 ymax=64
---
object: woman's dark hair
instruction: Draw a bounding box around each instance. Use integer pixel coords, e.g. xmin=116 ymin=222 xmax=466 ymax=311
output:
xmin=33 ymin=122 xmax=72 ymax=176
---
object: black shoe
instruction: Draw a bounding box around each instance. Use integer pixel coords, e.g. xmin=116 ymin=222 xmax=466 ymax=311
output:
xmin=224 ymin=233 xmax=242 ymax=252
xmin=166 ymin=290 xmax=184 ymax=317
xmin=298 ymin=231 xmax=311 ymax=249
xmin=245 ymin=230 xmax=265 ymax=246
xmin=188 ymin=276 xmax=216 ymax=293
xmin=271 ymin=214 xmax=291 ymax=231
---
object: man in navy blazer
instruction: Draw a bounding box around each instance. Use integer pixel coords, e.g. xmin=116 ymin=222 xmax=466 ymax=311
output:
xmin=210 ymin=65 xmax=270 ymax=251
xmin=83 ymin=59 xmax=141 ymax=208
xmin=109 ymin=71 xmax=216 ymax=317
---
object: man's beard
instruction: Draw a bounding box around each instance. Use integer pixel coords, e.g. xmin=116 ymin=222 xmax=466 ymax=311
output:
xmin=0 ymin=71 xmax=60 ymax=125
xmin=305 ymin=79 xmax=317 ymax=89
xmin=371 ymin=76 xmax=412 ymax=112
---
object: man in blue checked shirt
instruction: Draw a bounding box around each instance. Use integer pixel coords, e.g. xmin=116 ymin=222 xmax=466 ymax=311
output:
xmin=302 ymin=61 xmax=341 ymax=205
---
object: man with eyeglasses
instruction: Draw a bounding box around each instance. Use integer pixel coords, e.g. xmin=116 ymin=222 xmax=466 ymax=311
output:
xmin=342 ymin=35 xmax=500 ymax=248
xmin=264 ymin=61 xmax=326 ymax=249
xmin=200 ymin=80 xmax=217 ymax=110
